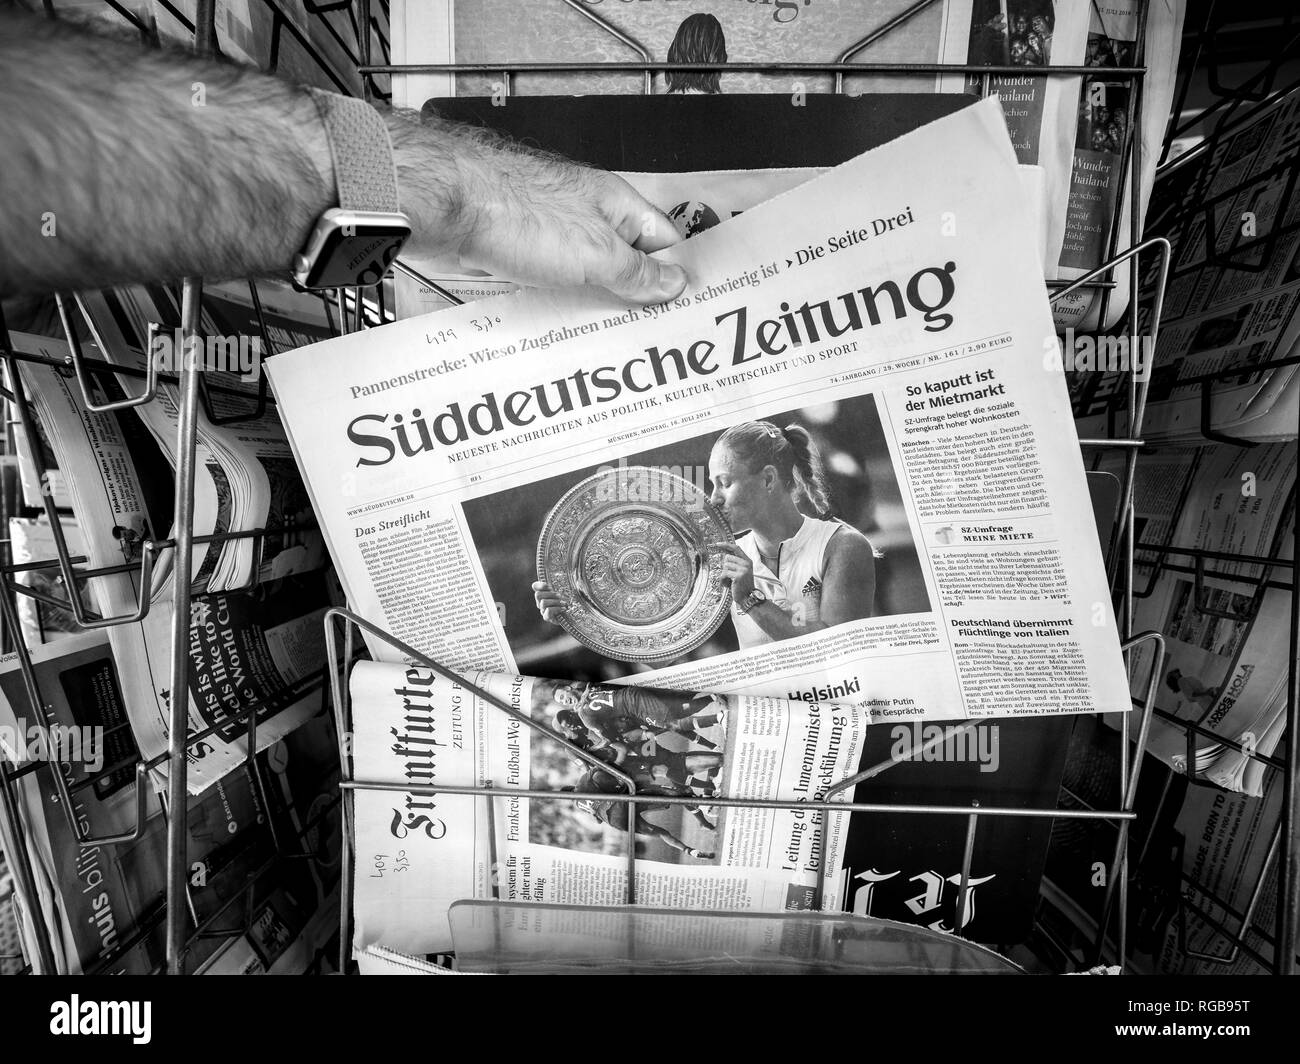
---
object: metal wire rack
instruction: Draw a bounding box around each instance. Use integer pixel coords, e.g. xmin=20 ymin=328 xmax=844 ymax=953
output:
xmin=0 ymin=0 xmax=1291 ymax=976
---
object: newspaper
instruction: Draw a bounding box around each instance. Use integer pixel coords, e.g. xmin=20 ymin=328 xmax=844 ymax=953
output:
xmin=6 ymin=331 xmax=336 ymax=794
xmin=1050 ymin=0 xmax=1186 ymax=331
xmin=10 ymin=382 xmax=69 ymax=509
xmin=397 ymin=165 xmax=1051 ymax=321
xmin=397 ymin=168 xmax=824 ymax=319
xmin=1074 ymin=86 xmax=1300 ymax=441
xmin=1154 ymin=774 xmax=1289 ymax=975
xmin=82 ymin=281 xmax=332 ymax=590
xmin=349 ymin=662 xmax=866 ymax=956
xmin=1037 ymin=713 xmax=1288 ymax=975
xmin=269 ymin=99 xmax=1130 ymax=721
xmin=0 ymin=632 xmax=217 ymax=972
xmin=1122 ymin=443 xmax=1296 ymax=795
xmin=7 ymin=516 xmax=91 ymax=645
xmin=0 ymin=631 xmax=343 ymax=973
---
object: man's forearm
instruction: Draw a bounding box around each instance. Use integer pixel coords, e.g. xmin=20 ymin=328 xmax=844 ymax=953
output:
xmin=0 ymin=9 xmax=687 ymax=304
xmin=0 ymin=9 xmax=345 ymax=295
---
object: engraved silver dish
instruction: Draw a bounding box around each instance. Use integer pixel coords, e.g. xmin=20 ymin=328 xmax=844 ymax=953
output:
xmin=536 ymin=465 xmax=734 ymax=663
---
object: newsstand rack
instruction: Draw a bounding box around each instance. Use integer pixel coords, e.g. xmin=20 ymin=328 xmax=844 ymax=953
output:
xmin=0 ymin=0 xmax=1294 ymax=977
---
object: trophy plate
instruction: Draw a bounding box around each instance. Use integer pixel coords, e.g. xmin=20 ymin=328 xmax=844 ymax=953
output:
xmin=536 ymin=466 xmax=734 ymax=663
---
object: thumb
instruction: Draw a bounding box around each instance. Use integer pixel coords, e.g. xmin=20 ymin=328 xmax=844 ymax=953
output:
xmin=591 ymin=242 xmax=688 ymax=306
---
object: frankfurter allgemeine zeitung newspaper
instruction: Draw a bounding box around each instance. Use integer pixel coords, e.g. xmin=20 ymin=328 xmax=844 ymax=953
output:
xmin=348 ymin=663 xmax=869 ymax=956
xmin=266 ymin=98 xmax=1130 ymax=723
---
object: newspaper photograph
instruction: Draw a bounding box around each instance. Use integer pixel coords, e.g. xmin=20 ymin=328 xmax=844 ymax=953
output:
xmin=349 ymin=660 xmax=867 ymax=956
xmin=268 ymin=99 xmax=1130 ymax=722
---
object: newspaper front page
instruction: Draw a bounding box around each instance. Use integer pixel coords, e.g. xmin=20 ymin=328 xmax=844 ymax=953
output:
xmin=269 ymin=100 xmax=1129 ymax=723
xmin=349 ymin=662 xmax=865 ymax=956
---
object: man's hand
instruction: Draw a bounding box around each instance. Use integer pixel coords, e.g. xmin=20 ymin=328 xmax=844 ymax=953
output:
xmin=0 ymin=9 xmax=686 ymax=305
xmin=396 ymin=116 xmax=687 ymax=305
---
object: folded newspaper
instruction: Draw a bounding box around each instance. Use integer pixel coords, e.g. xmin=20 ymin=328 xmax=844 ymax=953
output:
xmin=348 ymin=658 xmax=1074 ymax=957
xmin=268 ymin=98 xmax=1129 ymax=722
xmin=1074 ymin=86 xmax=1300 ymax=443
xmin=1105 ymin=441 xmax=1297 ymax=796
xmin=7 ymin=516 xmax=91 ymax=646
xmin=0 ymin=632 xmax=343 ymax=973
xmin=350 ymin=664 xmax=868 ymax=955
xmin=6 ymin=328 xmax=335 ymax=794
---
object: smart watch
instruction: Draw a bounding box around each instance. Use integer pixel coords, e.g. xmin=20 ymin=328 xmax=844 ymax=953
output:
xmin=736 ymin=588 xmax=767 ymax=615
xmin=293 ymin=89 xmax=411 ymax=289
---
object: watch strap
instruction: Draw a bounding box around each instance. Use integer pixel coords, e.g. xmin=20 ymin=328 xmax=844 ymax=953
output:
xmin=307 ymin=89 xmax=401 ymax=214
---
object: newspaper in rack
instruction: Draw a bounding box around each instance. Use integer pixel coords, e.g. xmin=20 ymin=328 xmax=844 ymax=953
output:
xmin=349 ymin=662 xmax=866 ymax=956
xmin=1114 ymin=441 xmax=1296 ymax=795
xmin=267 ymin=98 xmax=1129 ymax=721
xmin=6 ymin=330 xmax=335 ymax=794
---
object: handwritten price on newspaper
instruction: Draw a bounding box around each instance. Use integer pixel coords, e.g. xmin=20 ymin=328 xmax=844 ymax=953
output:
xmin=370 ymin=851 xmax=410 ymax=878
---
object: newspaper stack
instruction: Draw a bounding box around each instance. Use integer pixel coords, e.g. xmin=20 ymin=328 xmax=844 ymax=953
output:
xmin=1100 ymin=442 xmax=1296 ymax=796
xmin=0 ymin=632 xmax=342 ymax=973
xmin=4 ymin=314 xmax=334 ymax=794
xmin=1075 ymin=86 xmax=1300 ymax=444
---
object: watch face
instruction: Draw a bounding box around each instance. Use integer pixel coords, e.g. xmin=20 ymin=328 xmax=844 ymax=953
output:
xmin=303 ymin=222 xmax=410 ymax=289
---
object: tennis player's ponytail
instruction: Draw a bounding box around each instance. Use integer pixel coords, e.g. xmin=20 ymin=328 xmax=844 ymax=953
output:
xmin=781 ymin=424 xmax=831 ymax=517
xmin=716 ymin=420 xmax=833 ymax=517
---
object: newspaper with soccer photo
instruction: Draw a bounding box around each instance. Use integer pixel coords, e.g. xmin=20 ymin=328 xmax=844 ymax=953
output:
xmin=267 ymin=100 xmax=1131 ymax=723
